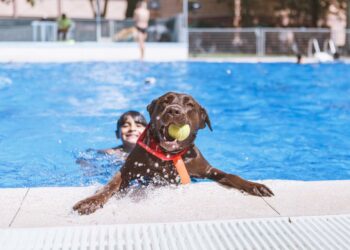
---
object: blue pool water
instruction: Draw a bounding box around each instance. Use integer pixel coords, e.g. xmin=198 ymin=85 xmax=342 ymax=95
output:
xmin=1 ymin=62 xmax=350 ymax=187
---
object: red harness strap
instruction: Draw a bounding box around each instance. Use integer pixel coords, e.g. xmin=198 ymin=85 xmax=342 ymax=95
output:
xmin=137 ymin=125 xmax=191 ymax=184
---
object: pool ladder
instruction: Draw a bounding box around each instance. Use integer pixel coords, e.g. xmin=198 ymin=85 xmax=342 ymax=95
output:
xmin=308 ymin=38 xmax=336 ymax=62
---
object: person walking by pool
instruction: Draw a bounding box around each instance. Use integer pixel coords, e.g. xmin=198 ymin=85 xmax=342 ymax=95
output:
xmin=133 ymin=1 xmax=150 ymax=60
xmin=57 ymin=13 xmax=72 ymax=41
xmin=98 ymin=111 xmax=147 ymax=159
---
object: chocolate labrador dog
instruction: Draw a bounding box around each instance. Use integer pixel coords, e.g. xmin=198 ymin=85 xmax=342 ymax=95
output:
xmin=73 ymin=92 xmax=273 ymax=215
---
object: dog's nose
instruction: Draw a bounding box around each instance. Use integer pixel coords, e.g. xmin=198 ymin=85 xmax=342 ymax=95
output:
xmin=168 ymin=106 xmax=183 ymax=117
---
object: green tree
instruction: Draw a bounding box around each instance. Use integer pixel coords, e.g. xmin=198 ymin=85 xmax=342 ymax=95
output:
xmin=218 ymin=0 xmax=347 ymax=27
xmin=89 ymin=0 xmax=110 ymax=18
xmin=0 ymin=0 xmax=34 ymax=6
xmin=0 ymin=0 xmax=111 ymax=18
xmin=125 ymin=0 xmax=139 ymax=18
xmin=348 ymin=0 xmax=350 ymax=27
xmin=275 ymin=0 xmax=346 ymax=27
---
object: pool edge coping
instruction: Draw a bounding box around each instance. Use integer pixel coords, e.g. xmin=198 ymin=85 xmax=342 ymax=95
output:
xmin=1 ymin=180 xmax=350 ymax=229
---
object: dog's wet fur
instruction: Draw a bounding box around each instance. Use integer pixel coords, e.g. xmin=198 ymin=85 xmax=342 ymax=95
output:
xmin=73 ymin=92 xmax=273 ymax=215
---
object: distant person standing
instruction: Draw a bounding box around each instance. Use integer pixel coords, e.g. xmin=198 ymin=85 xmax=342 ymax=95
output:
xmin=327 ymin=4 xmax=346 ymax=57
xmin=133 ymin=1 xmax=150 ymax=60
xmin=296 ymin=53 xmax=303 ymax=64
xmin=57 ymin=14 xmax=72 ymax=41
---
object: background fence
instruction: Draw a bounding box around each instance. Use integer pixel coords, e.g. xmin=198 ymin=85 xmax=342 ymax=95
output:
xmin=0 ymin=15 xmax=183 ymax=42
xmin=189 ymin=28 xmax=350 ymax=57
xmin=1 ymin=19 xmax=350 ymax=57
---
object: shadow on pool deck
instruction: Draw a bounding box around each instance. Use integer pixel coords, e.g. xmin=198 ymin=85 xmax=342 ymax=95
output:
xmin=1 ymin=180 xmax=350 ymax=228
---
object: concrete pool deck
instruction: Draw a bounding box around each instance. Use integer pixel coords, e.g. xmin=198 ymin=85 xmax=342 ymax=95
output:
xmin=1 ymin=42 xmax=349 ymax=63
xmin=0 ymin=42 xmax=188 ymax=62
xmin=1 ymin=180 xmax=350 ymax=228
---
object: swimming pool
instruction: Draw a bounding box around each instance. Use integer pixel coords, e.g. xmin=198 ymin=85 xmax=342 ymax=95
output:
xmin=1 ymin=61 xmax=350 ymax=187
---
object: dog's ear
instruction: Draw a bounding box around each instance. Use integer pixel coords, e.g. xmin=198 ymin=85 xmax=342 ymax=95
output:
xmin=200 ymin=107 xmax=212 ymax=131
xmin=147 ymin=99 xmax=157 ymax=116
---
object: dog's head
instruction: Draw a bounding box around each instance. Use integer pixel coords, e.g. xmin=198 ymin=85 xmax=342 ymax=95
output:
xmin=147 ymin=92 xmax=212 ymax=153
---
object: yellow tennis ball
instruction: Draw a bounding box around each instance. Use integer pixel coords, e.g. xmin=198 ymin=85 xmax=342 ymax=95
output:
xmin=168 ymin=124 xmax=191 ymax=141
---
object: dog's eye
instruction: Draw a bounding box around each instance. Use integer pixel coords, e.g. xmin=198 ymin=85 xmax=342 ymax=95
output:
xmin=162 ymin=96 xmax=174 ymax=106
xmin=187 ymin=102 xmax=194 ymax=108
xmin=165 ymin=95 xmax=175 ymax=103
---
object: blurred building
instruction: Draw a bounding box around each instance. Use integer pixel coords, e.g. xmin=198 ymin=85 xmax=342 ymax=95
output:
xmin=0 ymin=0 xmax=239 ymax=22
xmin=0 ymin=0 xmax=347 ymax=29
xmin=0 ymin=0 xmax=127 ymax=19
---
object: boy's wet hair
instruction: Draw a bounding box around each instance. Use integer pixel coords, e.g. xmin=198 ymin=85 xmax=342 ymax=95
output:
xmin=116 ymin=111 xmax=147 ymax=138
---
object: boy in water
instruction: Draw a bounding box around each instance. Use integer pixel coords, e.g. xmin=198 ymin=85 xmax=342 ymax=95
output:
xmin=98 ymin=111 xmax=147 ymax=160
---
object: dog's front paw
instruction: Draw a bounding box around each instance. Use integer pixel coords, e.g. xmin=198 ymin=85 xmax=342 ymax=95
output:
xmin=73 ymin=196 xmax=104 ymax=215
xmin=243 ymin=182 xmax=274 ymax=197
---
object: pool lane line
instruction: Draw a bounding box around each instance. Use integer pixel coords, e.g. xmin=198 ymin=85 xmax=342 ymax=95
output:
xmin=8 ymin=188 xmax=30 ymax=227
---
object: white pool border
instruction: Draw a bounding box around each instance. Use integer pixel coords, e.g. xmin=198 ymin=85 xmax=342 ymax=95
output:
xmin=0 ymin=42 xmax=188 ymax=62
xmin=1 ymin=42 xmax=349 ymax=63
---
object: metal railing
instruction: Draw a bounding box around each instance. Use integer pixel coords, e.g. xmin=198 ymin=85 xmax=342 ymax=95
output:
xmin=0 ymin=15 xmax=184 ymax=42
xmin=1 ymin=20 xmax=350 ymax=58
xmin=189 ymin=28 xmax=350 ymax=57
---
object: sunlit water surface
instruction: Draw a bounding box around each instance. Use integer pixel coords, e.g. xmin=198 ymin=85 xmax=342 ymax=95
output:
xmin=1 ymin=62 xmax=350 ymax=187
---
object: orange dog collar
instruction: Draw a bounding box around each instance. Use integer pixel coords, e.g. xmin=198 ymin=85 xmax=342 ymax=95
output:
xmin=137 ymin=125 xmax=191 ymax=184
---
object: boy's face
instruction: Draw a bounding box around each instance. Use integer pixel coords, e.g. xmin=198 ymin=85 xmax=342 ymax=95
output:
xmin=119 ymin=115 xmax=145 ymax=145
